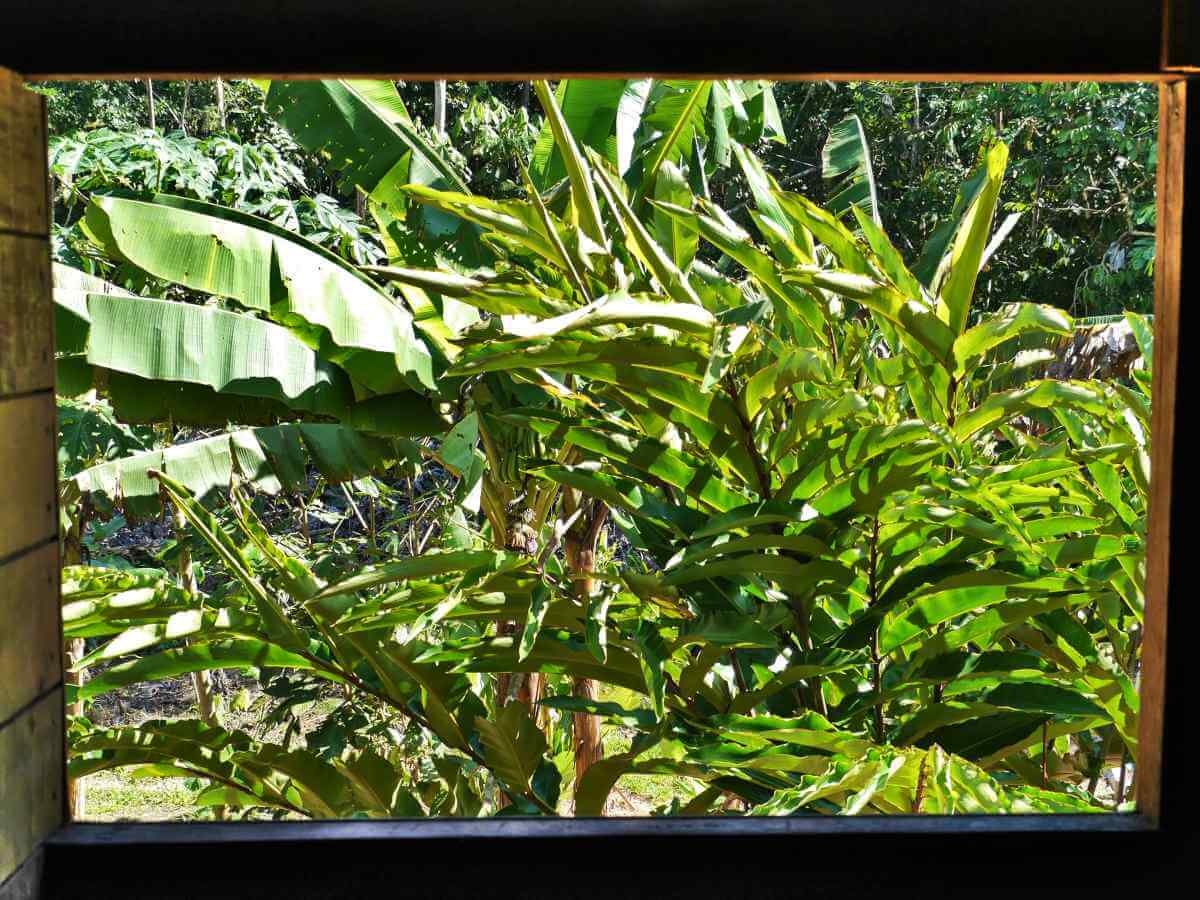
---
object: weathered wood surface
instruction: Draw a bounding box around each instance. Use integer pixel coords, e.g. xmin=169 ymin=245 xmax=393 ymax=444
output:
xmin=0 ymin=691 xmax=62 ymax=888
xmin=1135 ymin=79 xmax=1185 ymax=826
xmin=0 ymin=393 xmax=57 ymax=563
xmin=0 ymin=73 xmax=47 ymax=235
xmin=0 ymin=544 xmax=60 ymax=727
xmin=0 ymin=65 xmax=58 ymax=899
xmin=0 ymin=235 xmax=54 ymax=397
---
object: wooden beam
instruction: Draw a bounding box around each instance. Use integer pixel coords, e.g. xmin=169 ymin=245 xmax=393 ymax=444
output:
xmin=41 ymin=814 xmax=1168 ymax=900
xmin=1163 ymin=0 xmax=1199 ymax=71
xmin=1136 ymin=70 xmax=1198 ymax=832
xmin=0 ymin=1 xmax=1165 ymax=78
xmin=1136 ymin=79 xmax=1184 ymax=825
xmin=27 ymin=71 xmax=1171 ymax=84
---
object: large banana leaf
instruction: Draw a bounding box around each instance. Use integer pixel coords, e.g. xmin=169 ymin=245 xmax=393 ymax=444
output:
xmin=62 ymin=423 xmax=401 ymax=519
xmin=822 ymin=114 xmax=880 ymax=224
xmin=635 ymin=80 xmax=714 ymax=201
xmin=529 ymin=79 xmax=653 ymax=188
xmin=69 ymin=291 xmax=353 ymax=415
xmin=83 ymin=195 xmax=436 ymax=394
xmin=534 ymin=81 xmax=608 ymax=247
xmin=55 ymin=280 xmax=444 ymax=435
xmin=936 ymin=142 xmax=1010 ymax=336
xmin=258 ymin=79 xmax=469 ymax=207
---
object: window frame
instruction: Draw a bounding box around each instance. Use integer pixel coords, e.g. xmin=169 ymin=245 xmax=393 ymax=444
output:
xmin=0 ymin=1 xmax=1194 ymax=894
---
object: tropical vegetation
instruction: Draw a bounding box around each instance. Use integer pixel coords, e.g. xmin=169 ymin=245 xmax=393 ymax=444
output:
xmin=40 ymin=76 xmax=1153 ymax=818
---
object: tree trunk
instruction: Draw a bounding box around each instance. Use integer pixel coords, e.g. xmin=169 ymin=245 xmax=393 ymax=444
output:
xmin=174 ymin=510 xmax=217 ymax=728
xmin=62 ymin=502 xmax=89 ymax=821
xmin=911 ymin=84 xmax=921 ymax=169
xmin=492 ymin=509 xmax=545 ymax=810
xmin=215 ymin=77 xmax=227 ymax=130
xmin=173 ymin=506 xmax=224 ymax=818
xmin=563 ymin=502 xmax=608 ymax=803
xmin=571 ymin=669 xmax=603 ymax=791
xmin=145 ymin=79 xmax=156 ymax=130
xmin=64 ymin=638 xmax=87 ymax=820
xmin=433 ymin=80 xmax=447 ymax=135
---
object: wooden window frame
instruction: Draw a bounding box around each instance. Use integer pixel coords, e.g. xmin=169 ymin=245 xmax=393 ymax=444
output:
xmin=1 ymin=1 xmax=1196 ymax=896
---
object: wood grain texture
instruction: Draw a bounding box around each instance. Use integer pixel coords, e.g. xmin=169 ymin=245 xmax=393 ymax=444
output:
xmin=0 ymin=544 xmax=61 ymax=727
xmin=0 ymin=393 xmax=57 ymax=563
xmin=1137 ymin=78 xmax=1186 ymax=826
xmin=0 ymin=690 xmax=62 ymax=888
xmin=0 ymin=234 xmax=54 ymax=397
xmin=0 ymin=70 xmax=47 ymax=236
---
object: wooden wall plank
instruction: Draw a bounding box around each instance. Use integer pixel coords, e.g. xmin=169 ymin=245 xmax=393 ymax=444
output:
xmin=0 ymin=65 xmax=57 ymax=900
xmin=0 ymin=691 xmax=63 ymax=887
xmin=0 ymin=393 xmax=56 ymax=563
xmin=0 ymin=235 xmax=54 ymax=396
xmin=0 ymin=544 xmax=61 ymax=726
xmin=0 ymin=72 xmax=47 ymax=236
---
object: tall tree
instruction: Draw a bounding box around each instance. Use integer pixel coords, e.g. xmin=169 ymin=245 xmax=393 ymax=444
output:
xmin=144 ymin=78 xmax=156 ymax=130
xmin=215 ymin=77 xmax=226 ymax=130
xmin=433 ymin=80 xmax=447 ymax=135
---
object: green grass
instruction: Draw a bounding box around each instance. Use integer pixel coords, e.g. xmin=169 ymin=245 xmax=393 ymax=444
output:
xmin=593 ymin=684 xmax=706 ymax=814
xmin=80 ymin=684 xmax=707 ymax=820
xmin=81 ymin=770 xmax=198 ymax=821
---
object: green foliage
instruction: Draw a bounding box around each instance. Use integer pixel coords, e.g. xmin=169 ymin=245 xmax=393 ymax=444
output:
xmin=49 ymin=125 xmax=383 ymax=271
xmin=57 ymin=395 xmax=153 ymax=479
xmin=57 ymin=77 xmax=1148 ymax=820
xmin=753 ymin=81 xmax=1157 ymax=317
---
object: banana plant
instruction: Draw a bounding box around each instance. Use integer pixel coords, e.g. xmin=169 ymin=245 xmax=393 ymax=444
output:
xmin=51 ymin=84 xmax=465 ymax=508
xmin=276 ymin=77 xmax=793 ymax=787
xmin=56 ymin=77 xmax=776 ymax=807
xmin=62 ymin=83 xmax=1144 ymax=816
xmin=64 ymin=475 xmax=580 ymax=815
xmin=527 ymin=79 xmax=785 ymax=201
